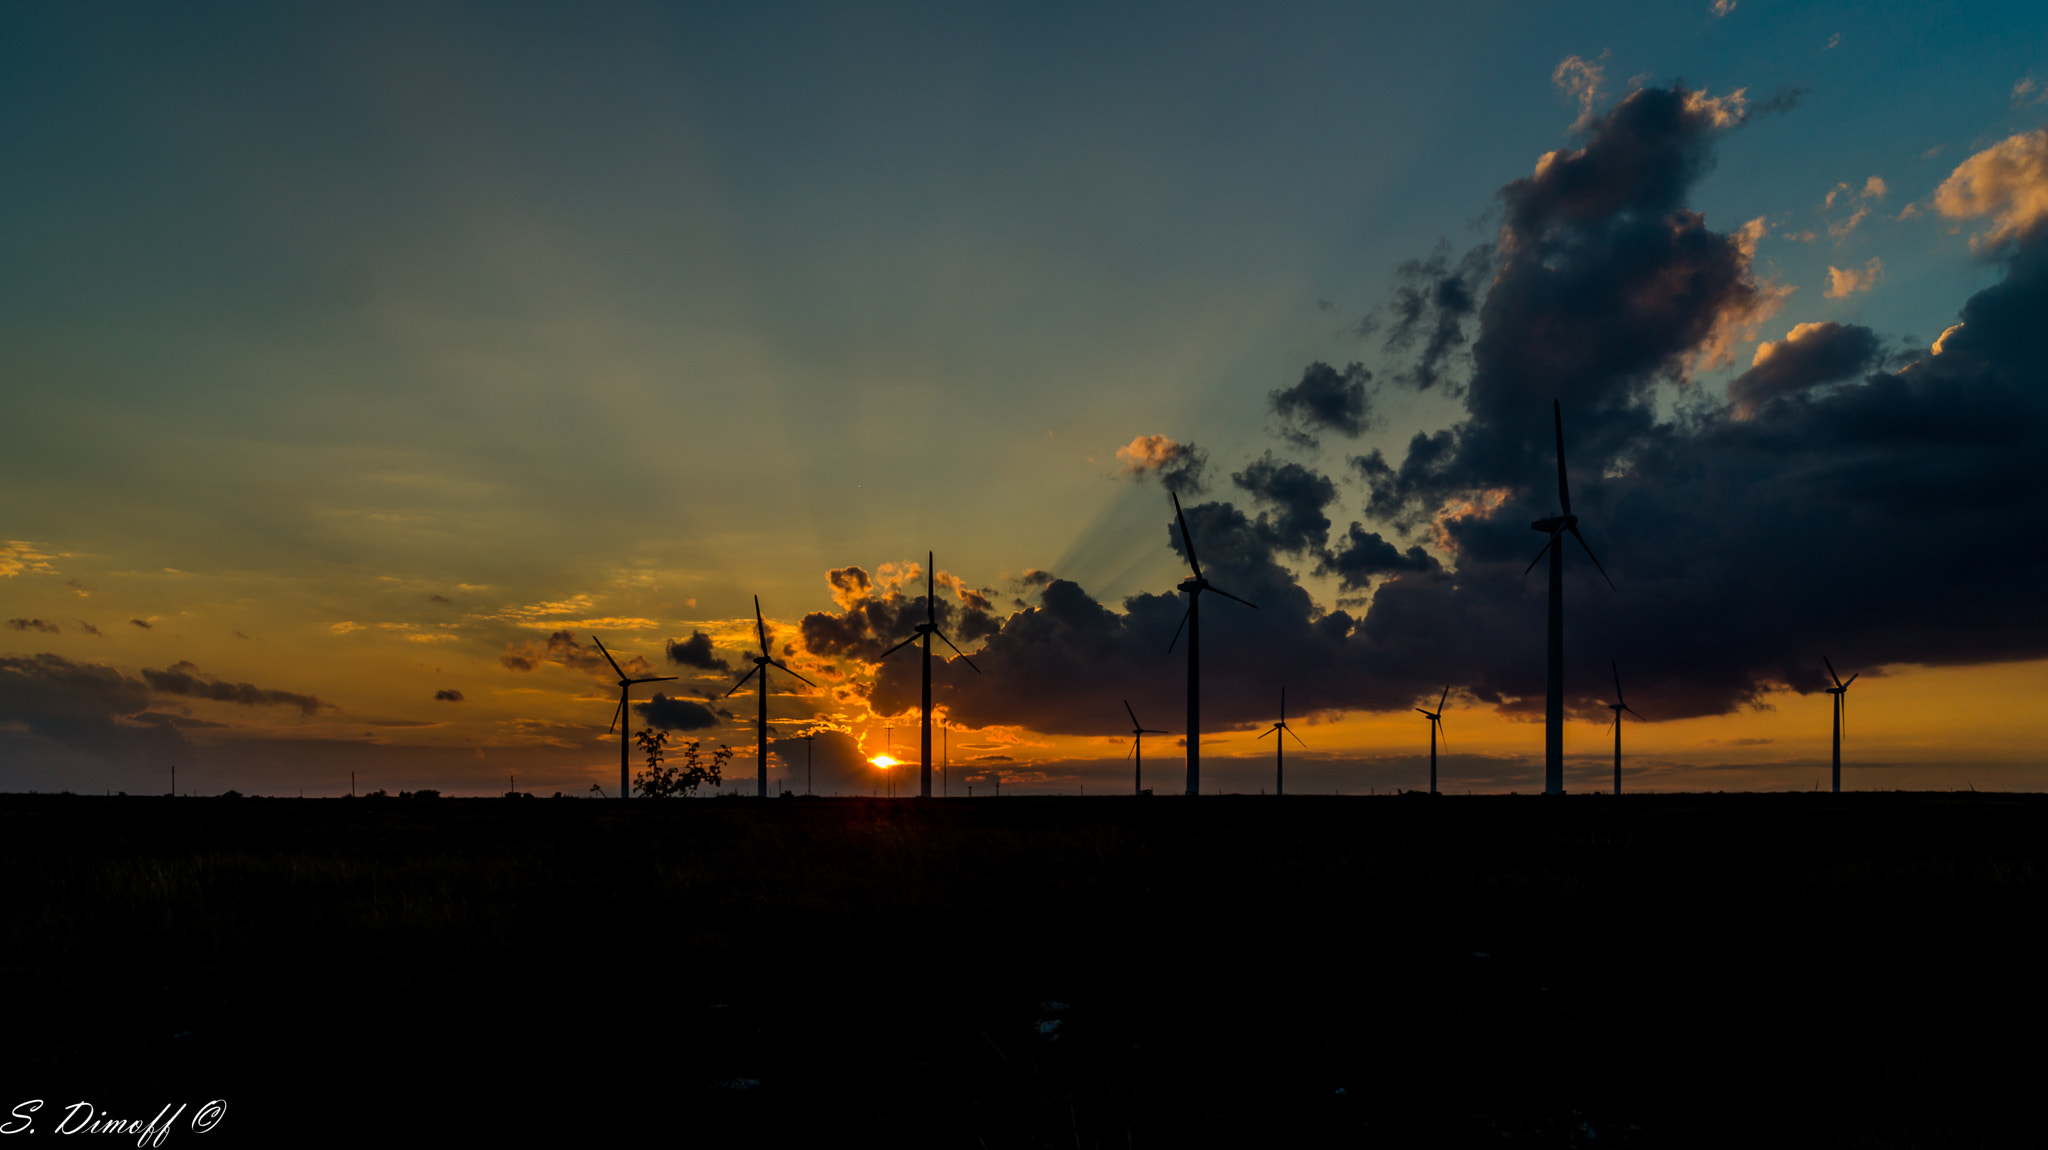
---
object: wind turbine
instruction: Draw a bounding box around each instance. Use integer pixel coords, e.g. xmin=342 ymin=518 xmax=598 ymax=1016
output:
xmin=1524 ymin=400 xmax=1615 ymax=795
xmin=593 ymin=636 xmax=677 ymax=801
xmin=1823 ymin=656 xmax=1858 ymax=794
xmin=1257 ymin=687 xmax=1307 ymax=795
xmin=1123 ymin=700 xmax=1168 ymax=795
xmin=1167 ymin=491 xmax=1258 ymax=796
xmin=725 ymin=597 xmax=816 ymax=797
xmin=880 ymin=552 xmax=981 ymax=798
xmin=1416 ymin=686 xmax=1448 ymax=795
xmin=1605 ymin=662 xmax=1643 ymax=795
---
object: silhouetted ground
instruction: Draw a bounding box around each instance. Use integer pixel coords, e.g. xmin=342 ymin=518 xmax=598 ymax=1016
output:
xmin=0 ymin=791 xmax=2041 ymax=1146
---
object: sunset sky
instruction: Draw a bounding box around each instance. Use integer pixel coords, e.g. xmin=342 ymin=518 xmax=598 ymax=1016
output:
xmin=5 ymin=1 xmax=2048 ymax=796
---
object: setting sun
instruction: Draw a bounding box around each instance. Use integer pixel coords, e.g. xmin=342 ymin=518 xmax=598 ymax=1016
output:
xmin=869 ymin=755 xmax=901 ymax=770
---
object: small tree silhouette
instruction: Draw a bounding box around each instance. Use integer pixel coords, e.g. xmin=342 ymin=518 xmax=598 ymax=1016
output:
xmin=635 ymin=733 xmax=730 ymax=798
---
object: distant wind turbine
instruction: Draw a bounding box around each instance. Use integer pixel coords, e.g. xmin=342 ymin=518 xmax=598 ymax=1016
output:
xmin=1167 ymin=491 xmax=1258 ymax=796
xmin=881 ymin=552 xmax=981 ymax=798
xmin=1416 ymin=686 xmax=1449 ymax=795
xmin=594 ymin=636 xmax=677 ymax=801
xmin=1605 ymin=662 xmax=1643 ymax=795
xmin=1123 ymin=699 xmax=1168 ymax=795
xmin=725 ymin=596 xmax=816 ymax=798
xmin=1524 ymin=400 xmax=1615 ymax=794
xmin=1823 ymin=656 xmax=1858 ymax=794
xmin=1257 ymin=687 xmax=1307 ymax=795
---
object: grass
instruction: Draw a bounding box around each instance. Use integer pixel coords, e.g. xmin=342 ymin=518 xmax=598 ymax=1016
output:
xmin=0 ymin=791 xmax=2041 ymax=1146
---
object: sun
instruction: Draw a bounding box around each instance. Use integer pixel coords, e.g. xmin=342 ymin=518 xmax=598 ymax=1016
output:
xmin=869 ymin=754 xmax=901 ymax=769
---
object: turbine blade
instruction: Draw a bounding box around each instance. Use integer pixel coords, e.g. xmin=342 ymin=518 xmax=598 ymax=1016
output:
xmin=1258 ymin=726 xmax=1276 ymax=739
xmin=1125 ymin=698 xmax=1141 ymax=728
xmin=1438 ymin=684 xmax=1450 ymax=712
xmin=1416 ymin=708 xmax=1433 ymax=717
xmin=770 ymin=659 xmax=817 ymax=688
xmin=1524 ymin=531 xmax=1561 ymax=576
xmin=724 ymin=665 xmax=760 ymax=697
xmin=927 ymin=551 xmax=936 ymax=625
xmin=1568 ymin=525 xmax=1616 ymax=590
xmin=1171 ymin=491 xmax=1203 ymax=578
xmin=608 ymin=693 xmax=626 ymax=733
xmin=1843 ymin=673 xmax=1859 ymax=688
xmin=1166 ymin=601 xmax=1192 ymax=654
xmin=755 ymin=595 xmax=769 ymax=655
xmin=1287 ymin=726 xmax=1308 ymax=749
xmin=1555 ymin=399 xmax=1572 ymax=517
xmin=880 ymin=633 xmax=920 ymax=660
xmin=1624 ymin=704 xmax=1644 ymax=720
xmin=1435 ymin=717 xmax=1447 ymax=751
xmin=1209 ymin=586 xmax=1259 ymax=610
xmin=1141 ymin=728 xmax=1168 ymax=735
xmin=932 ymin=629 xmax=982 ymax=673
xmin=591 ymin=635 xmax=628 ymax=680
xmin=1612 ymin=661 xmax=1624 ymax=704
xmin=1824 ymin=656 xmax=1842 ymax=688
xmin=630 ymin=676 xmax=680 ymax=684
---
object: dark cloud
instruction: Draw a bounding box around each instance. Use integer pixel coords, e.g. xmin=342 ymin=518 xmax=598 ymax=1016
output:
xmin=75 ymin=621 xmax=103 ymax=638
xmin=434 ymin=689 xmax=464 ymax=702
xmin=129 ymin=619 xmax=153 ymax=630
xmin=665 ymin=630 xmax=733 ymax=672
xmin=141 ymin=660 xmax=330 ymax=715
xmin=1727 ymin=322 xmax=1882 ymax=416
xmin=0 ymin=653 xmax=187 ymax=765
xmin=428 ymin=594 xmax=452 ymax=603
xmin=1231 ymin=453 xmax=1338 ymax=555
xmin=6 ymin=619 xmax=59 ymax=634
xmin=634 ymin=693 xmax=721 ymax=731
xmin=1319 ymin=525 xmax=1444 ymax=591
xmin=1379 ymin=244 xmax=1493 ymax=391
xmin=1268 ymin=362 xmax=1373 ymax=448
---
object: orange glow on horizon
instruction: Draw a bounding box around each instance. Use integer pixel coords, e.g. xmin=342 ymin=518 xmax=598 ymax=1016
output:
xmin=869 ymin=754 xmax=901 ymax=769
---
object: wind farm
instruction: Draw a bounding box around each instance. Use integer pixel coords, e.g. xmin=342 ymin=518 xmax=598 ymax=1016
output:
xmin=6 ymin=6 xmax=2048 ymax=1145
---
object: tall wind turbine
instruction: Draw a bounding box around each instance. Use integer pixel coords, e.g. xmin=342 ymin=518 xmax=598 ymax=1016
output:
xmin=1257 ymin=687 xmax=1307 ymax=795
xmin=1416 ymin=686 xmax=1449 ymax=795
xmin=1605 ymin=662 xmax=1643 ymax=795
xmin=725 ymin=597 xmax=816 ymax=798
xmin=1167 ymin=491 xmax=1258 ymax=796
xmin=1524 ymin=400 xmax=1615 ymax=794
xmin=1823 ymin=656 xmax=1858 ymax=794
xmin=881 ymin=552 xmax=981 ymax=798
xmin=593 ymin=636 xmax=677 ymax=801
xmin=1123 ymin=700 xmax=1168 ymax=796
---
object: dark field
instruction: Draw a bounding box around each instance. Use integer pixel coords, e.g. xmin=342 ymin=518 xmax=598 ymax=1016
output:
xmin=1 ymin=792 xmax=2043 ymax=1147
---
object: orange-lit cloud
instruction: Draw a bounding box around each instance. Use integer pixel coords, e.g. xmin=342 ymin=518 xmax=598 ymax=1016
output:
xmin=1824 ymin=259 xmax=1883 ymax=298
xmin=1936 ymin=129 xmax=2048 ymax=248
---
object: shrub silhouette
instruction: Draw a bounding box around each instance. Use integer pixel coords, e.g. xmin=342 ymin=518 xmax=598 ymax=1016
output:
xmin=634 ymin=731 xmax=731 ymax=798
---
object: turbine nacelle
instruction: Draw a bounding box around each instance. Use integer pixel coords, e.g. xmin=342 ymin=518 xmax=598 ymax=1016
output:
xmin=1531 ymin=514 xmax=1578 ymax=533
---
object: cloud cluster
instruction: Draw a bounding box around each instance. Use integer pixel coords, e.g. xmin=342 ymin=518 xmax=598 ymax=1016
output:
xmin=634 ymin=692 xmax=722 ymax=731
xmin=665 ymin=630 xmax=734 ymax=672
xmin=500 ymin=630 xmax=655 ymax=678
xmin=910 ymin=104 xmax=2048 ymax=748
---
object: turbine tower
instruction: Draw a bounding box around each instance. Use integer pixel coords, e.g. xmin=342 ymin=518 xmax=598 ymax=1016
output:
xmin=881 ymin=552 xmax=981 ymax=798
xmin=1416 ymin=686 xmax=1449 ymax=795
xmin=1123 ymin=700 xmax=1168 ymax=796
xmin=1524 ymin=400 xmax=1615 ymax=795
xmin=1823 ymin=656 xmax=1858 ymax=794
xmin=1166 ymin=491 xmax=1258 ymax=796
xmin=1257 ymin=686 xmax=1306 ymax=795
xmin=725 ymin=596 xmax=816 ymax=797
xmin=1605 ymin=662 xmax=1643 ymax=795
xmin=593 ymin=636 xmax=677 ymax=801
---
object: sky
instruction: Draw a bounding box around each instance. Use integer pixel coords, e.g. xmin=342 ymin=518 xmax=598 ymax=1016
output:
xmin=5 ymin=1 xmax=2048 ymax=797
